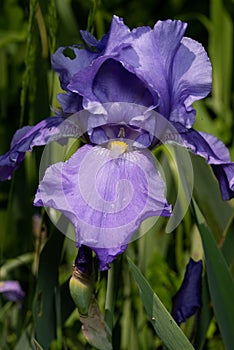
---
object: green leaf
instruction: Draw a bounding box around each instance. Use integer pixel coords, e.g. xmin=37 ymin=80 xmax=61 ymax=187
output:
xmin=33 ymin=338 xmax=44 ymax=350
xmin=20 ymin=0 xmax=38 ymax=126
xmin=127 ymin=257 xmax=195 ymax=350
xmin=0 ymin=29 xmax=26 ymax=47
xmin=33 ymin=227 xmax=65 ymax=349
xmin=193 ymin=274 xmax=213 ymax=350
xmin=56 ymin=0 xmax=80 ymax=40
xmin=14 ymin=324 xmax=36 ymax=350
xmin=206 ymin=0 xmax=234 ymax=147
xmin=221 ymin=214 xmax=234 ymax=266
xmin=191 ymin=154 xmax=233 ymax=240
xmin=0 ymin=252 xmax=33 ymax=279
xmin=193 ymin=200 xmax=234 ymax=350
xmin=60 ymin=279 xmax=75 ymax=324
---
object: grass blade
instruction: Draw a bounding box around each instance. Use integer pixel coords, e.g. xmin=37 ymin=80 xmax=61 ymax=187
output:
xmin=127 ymin=257 xmax=195 ymax=350
xmin=193 ymin=200 xmax=234 ymax=350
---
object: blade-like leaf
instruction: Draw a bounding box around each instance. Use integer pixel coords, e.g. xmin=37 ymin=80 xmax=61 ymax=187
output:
xmin=127 ymin=257 xmax=195 ymax=350
xmin=14 ymin=324 xmax=35 ymax=350
xmin=193 ymin=200 xmax=234 ymax=350
xmin=33 ymin=227 xmax=64 ymax=349
xmin=33 ymin=339 xmax=44 ymax=350
xmin=193 ymin=274 xmax=213 ymax=350
xmin=192 ymin=155 xmax=233 ymax=240
xmin=221 ymin=214 xmax=234 ymax=266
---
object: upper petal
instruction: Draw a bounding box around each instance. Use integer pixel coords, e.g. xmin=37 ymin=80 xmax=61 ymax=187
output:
xmin=92 ymin=59 xmax=155 ymax=106
xmin=170 ymin=37 xmax=212 ymax=127
xmin=66 ymin=16 xmax=157 ymax=108
xmin=68 ymin=57 xmax=158 ymax=107
xmin=130 ymin=20 xmax=212 ymax=127
xmin=51 ymin=15 xmax=134 ymax=95
xmin=130 ymin=20 xmax=187 ymax=119
xmin=103 ymin=15 xmax=132 ymax=54
xmin=80 ymin=30 xmax=109 ymax=52
xmin=51 ymin=46 xmax=99 ymax=90
xmin=97 ymin=15 xmax=150 ymax=55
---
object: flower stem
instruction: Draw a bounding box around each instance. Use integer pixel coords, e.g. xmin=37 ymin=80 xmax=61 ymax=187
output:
xmin=104 ymin=262 xmax=117 ymax=333
xmin=54 ymin=286 xmax=62 ymax=350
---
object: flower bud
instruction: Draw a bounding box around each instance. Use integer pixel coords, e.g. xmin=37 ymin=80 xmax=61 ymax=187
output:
xmin=69 ymin=246 xmax=94 ymax=315
xmin=69 ymin=266 xmax=94 ymax=315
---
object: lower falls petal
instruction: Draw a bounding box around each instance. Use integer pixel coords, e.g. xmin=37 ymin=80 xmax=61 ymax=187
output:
xmin=34 ymin=143 xmax=171 ymax=269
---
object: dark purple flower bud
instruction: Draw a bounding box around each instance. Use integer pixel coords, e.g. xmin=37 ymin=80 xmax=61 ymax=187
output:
xmin=0 ymin=280 xmax=25 ymax=302
xmin=172 ymin=258 xmax=202 ymax=325
xmin=75 ymin=245 xmax=93 ymax=276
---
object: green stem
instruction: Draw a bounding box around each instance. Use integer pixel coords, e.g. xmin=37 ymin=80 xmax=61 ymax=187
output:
xmin=86 ymin=0 xmax=97 ymax=34
xmin=0 ymin=252 xmax=34 ymax=279
xmin=55 ymin=286 xmax=62 ymax=350
xmin=104 ymin=262 xmax=117 ymax=333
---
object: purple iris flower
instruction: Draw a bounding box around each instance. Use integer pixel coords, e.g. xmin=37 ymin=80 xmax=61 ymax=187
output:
xmin=34 ymin=103 xmax=172 ymax=270
xmin=0 ymin=280 xmax=25 ymax=302
xmin=0 ymin=16 xmax=234 ymax=269
xmin=172 ymin=258 xmax=203 ymax=325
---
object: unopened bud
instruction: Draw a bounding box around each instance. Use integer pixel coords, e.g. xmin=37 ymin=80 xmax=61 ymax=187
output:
xmin=69 ymin=246 xmax=94 ymax=315
xmin=69 ymin=265 xmax=94 ymax=315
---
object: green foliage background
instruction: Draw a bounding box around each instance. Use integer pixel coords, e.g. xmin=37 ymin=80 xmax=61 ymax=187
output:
xmin=0 ymin=0 xmax=233 ymax=349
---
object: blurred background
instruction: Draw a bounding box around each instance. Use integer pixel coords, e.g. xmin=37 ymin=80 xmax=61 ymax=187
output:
xmin=0 ymin=0 xmax=233 ymax=349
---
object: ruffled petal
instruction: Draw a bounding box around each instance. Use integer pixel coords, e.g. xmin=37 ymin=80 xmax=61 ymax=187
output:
xmin=130 ymin=20 xmax=187 ymax=119
xmin=168 ymin=123 xmax=234 ymax=200
xmin=103 ymin=15 xmax=150 ymax=54
xmin=52 ymin=15 xmax=137 ymax=107
xmin=67 ymin=16 xmax=158 ymax=107
xmin=53 ymin=16 xmax=211 ymax=124
xmin=34 ymin=143 xmax=171 ymax=269
xmin=170 ymin=37 xmax=212 ymax=127
xmin=51 ymin=46 xmax=99 ymax=90
xmin=130 ymin=20 xmax=212 ymax=127
xmin=52 ymin=15 xmax=129 ymax=91
xmin=103 ymin=15 xmax=132 ymax=54
xmin=172 ymin=258 xmax=202 ymax=325
xmin=80 ymin=30 xmax=109 ymax=52
xmin=0 ymin=116 xmax=64 ymax=181
xmin=92 ymin=245 xmax=128 ymax=270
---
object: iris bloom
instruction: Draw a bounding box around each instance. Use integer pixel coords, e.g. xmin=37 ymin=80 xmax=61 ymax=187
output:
xmin=0 ymin=280 xmax=25 ymax=302
xmin=0 ymin=16 xmax=234 ymax=269
xmin=172 ymin=258 xmax=203 ymax=325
